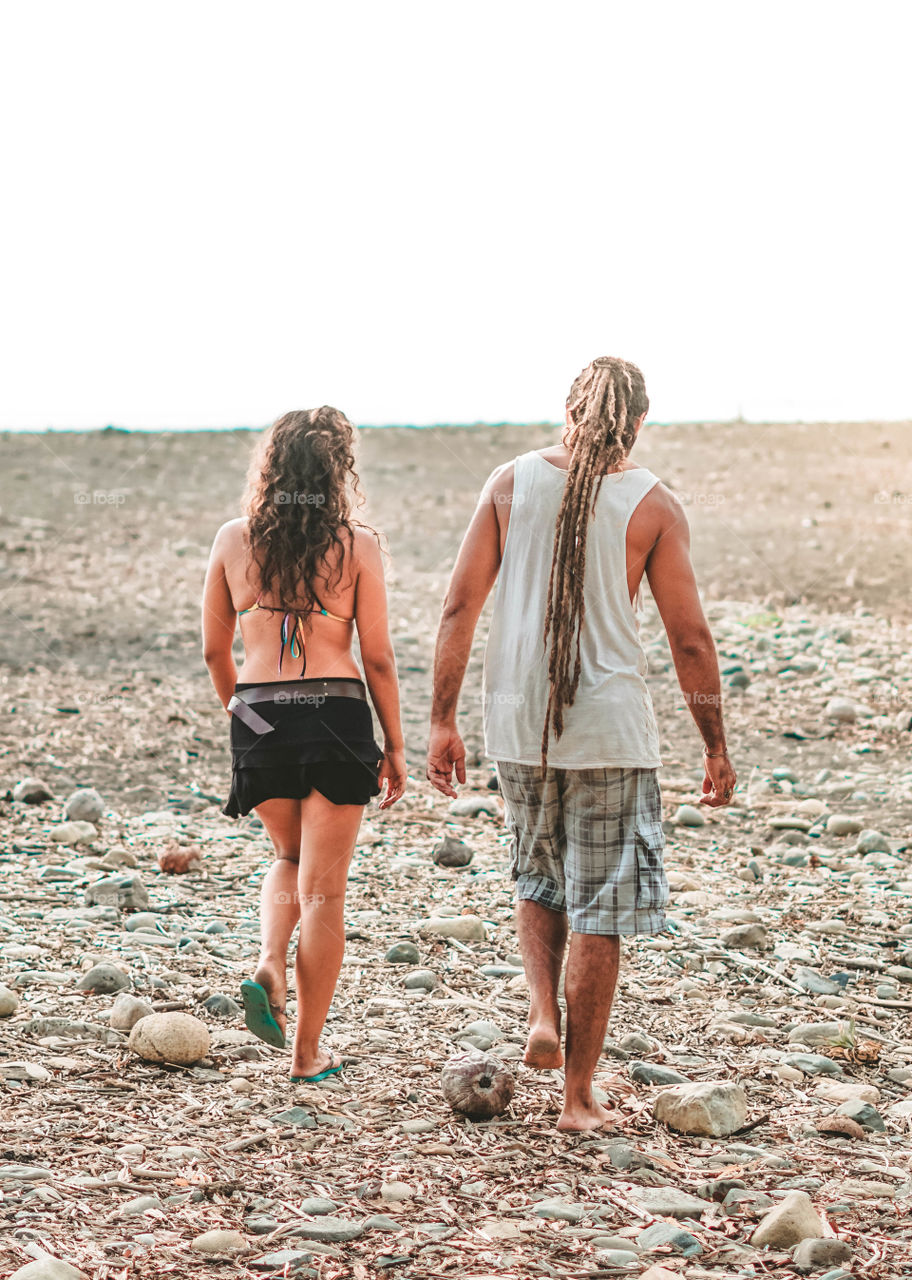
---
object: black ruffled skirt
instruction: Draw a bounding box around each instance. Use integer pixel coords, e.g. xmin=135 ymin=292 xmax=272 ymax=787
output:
xmin=222 ymin=679 xmax=382 ymax=817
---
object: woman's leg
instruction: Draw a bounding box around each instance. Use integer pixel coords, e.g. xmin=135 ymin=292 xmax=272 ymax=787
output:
xmin=251 ymin=797 xmax=302 ymax=1039
xmin=290 ymin=790 xmax=364 ymax=1078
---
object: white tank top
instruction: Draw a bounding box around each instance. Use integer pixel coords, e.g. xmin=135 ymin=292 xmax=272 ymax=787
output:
xmin=483 ymin=451 xmax=662 ymax=768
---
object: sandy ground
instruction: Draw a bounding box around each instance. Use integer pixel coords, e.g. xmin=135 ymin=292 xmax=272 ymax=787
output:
xmin=0 ymin=421 xmax=911 ymax=1279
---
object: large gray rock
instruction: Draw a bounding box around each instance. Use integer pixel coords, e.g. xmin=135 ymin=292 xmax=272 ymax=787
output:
xmin=76 ymin=963 xmax=130 ymax=995
xmin=654 ymin=1081 xmax=748 ymax=1137
xmin=722 ymin=924 xmax=769 ymax=950
xmin=8 ymin=1260 xmax=89 ymax=1280
xmin=792 ymin=1238 xmax=852 ymax=1269
xmin=24 ymin=1017 xmax=123 ymax=1045
xmin=781 ymin=1053 xmax=844 ymax=1076
xmin=532 ymin=1198 xmax=584 ymax=1223
xmin=826 ymin=814 xmax=863 ymax=837
xmin=0 ymin=1164 xmax=54 ymax=1181
xmin=420 ymin=915 xmax=487 ymax=941
xmin=835 ymin=1099 xmax=885 ymax=1131
xmin=50 ymin=821 xmax=97 ymax=846
xmin=787 ymin=1021 xmax=843 ymax=1046
xmin=85 ymin=874 xmax=149 ymax=910
xmin=12 ymin=777 xmax=52 ymax=804
xmin=63 ymin=788 xmax=105 ymax=824
xmin=673 ymin=804 xmax=706 ymax=828
xmin=855 ymin=829 xmax=890 ymax=853
xmin=0 ymin=982 xmax=19 ymax=1017
xmin=128 ymin=1012 xmax=210 ymax=1065
xmin=630 ymin=1186 xmax=708 ymax=1218
xmin=191 ymin=1230 xmax=248 ymax=1254
xmin=289 ymin=1216 xmax=365 ymax=1242
xmin=109 ymin=993 xmax=154 ymax=1031
xmin=432 ymin=835 xmax=475 ymax=867
xmin=384 ymin=942 xmax=420 ymax=964
xmin=751 ymin=1191 xmax=824 ymax=1248
xmin=825 ymin=697 xmax=857 ymax=723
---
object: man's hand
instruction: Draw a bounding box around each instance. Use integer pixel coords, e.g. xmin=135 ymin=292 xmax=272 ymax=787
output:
xmin=426 ymin=722 xmax=467 ymax=798
xmin=699 ymin=752 xmax=737 ymax=807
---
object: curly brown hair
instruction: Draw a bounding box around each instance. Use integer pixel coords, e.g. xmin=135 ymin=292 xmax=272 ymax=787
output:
xmin=242 ymin=407 xmax=365 ymax=611
xmin=541 ymin=357 xmax=649 ymax=766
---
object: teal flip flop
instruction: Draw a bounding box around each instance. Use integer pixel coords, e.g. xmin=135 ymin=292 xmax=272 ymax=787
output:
xmin=291 ymin=1052 xmax=345 ymax=1084
xmin=240 ymin=979 xmax=286 ymax=1049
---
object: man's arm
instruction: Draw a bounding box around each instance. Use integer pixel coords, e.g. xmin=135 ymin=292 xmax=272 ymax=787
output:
xmin=644 ymin=487 xmax=737 ymax=806
xmin=427 ymin=467 xmax=507 ymax=796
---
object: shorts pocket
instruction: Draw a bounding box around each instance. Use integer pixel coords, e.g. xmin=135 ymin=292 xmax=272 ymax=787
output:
xmin=634 ymin=821 xmax=668 ymax=913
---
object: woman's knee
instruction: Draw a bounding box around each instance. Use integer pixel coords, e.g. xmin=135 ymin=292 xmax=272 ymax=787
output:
xmin=274 ymin=849 xmax=300 ymax=865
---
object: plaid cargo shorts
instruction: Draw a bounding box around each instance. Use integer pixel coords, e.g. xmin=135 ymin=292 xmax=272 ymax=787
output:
xmin=496 ymin=761 xmax=668 ymax=935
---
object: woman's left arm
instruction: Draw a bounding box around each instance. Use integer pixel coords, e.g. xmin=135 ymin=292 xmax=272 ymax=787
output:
xmin=202 ymin=524 xmax=238 ymax=710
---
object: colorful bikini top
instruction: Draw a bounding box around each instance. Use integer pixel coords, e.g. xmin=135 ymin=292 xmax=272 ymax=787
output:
xmin=238 ymin=594 xmax=353 ymax=677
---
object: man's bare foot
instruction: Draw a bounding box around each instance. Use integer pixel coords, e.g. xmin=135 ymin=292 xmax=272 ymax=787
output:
xmin=556 ymin=1097 xmax=618 ymax=1132
xmin=252 ymin=962 xmax=287 ymax=1040
xmin=524 ymin=1025 xmax=564 ymax=1069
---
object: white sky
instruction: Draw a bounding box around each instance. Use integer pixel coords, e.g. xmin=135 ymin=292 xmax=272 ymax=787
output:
xmin=1 ymin=0 xmax=910 ymax=429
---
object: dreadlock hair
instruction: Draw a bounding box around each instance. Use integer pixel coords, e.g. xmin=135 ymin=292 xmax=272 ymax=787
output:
xmin=540 ymin=357 xmax=649 ymax=766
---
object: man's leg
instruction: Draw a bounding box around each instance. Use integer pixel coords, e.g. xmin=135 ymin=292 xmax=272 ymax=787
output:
xmin=497 ymin=761 xmax=569 ymax=1069
xmin=558 ymin=931 xmax=620 ymax=1130
xmin=516 ymin=899 xmax=568 ymax=1068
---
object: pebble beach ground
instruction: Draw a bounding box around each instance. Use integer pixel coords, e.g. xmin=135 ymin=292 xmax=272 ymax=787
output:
xmin=0 ymin=421 xmax=911 ymax=1280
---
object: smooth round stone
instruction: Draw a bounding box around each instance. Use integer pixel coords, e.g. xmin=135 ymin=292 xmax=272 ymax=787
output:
xmin=876 ymin=985 xmax=899 ymax=1000
xmin=191 ymin=1229 xmax=247 ymax=1254
xmin=403 ymin=969 xmax=437 ymax=991
xmin=825 ymin=697 xmax=858 ymax=723
xmin=0 ymin=983 xmax=19 ymax=1017
xmin=595 ymin=1249 xmax=639 ymax=1265
xmin=380 ymin=1181 xmax=414 ymax=1203
xmin=76 ymin=963 xmax=130 ymax=994
xmin=385 ymin=942 xmax=421 ymax=965
xmin=63 ymin=788 xmax=105 ymax=824
xmin=856 ymin=829 xmax=891 ymax=853
xmin=826 ymin=814 xmax=863 ymax=837
xmin=479 ymin=964 xmax=524 ymax=978
xmin=674 ymin=804 xmax=706 ymax=828
xmin=204 ymin=993 xmax=241 ymax=1017
xmin=298 ymin=1196 xmax=338 ymax=1214
xmin=12 ymin=777 xmax=53 ymax=804
xmin=204 ymin=921 xmax=228 ymax=934
xmin=727 ymin=671 xmax=751 ymax=689
xmin=125 ymin=913 xmax=162 ymax=933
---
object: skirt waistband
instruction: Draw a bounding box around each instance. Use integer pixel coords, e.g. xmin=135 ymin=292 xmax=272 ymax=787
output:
xmin=228 ymin=679 xmax=367 ymax=736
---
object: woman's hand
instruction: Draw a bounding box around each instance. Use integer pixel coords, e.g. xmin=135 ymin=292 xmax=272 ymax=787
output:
xmin=378 ymin=747 xmax=407 ymax=809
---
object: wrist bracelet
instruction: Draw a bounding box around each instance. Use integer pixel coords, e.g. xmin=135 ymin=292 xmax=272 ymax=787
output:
xmin=703 ymin=748 xmax=728 ymax=759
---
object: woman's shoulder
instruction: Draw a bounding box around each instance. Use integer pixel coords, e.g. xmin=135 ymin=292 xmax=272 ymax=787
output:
xmin=212 ymin=517 xmax=247 ymax=548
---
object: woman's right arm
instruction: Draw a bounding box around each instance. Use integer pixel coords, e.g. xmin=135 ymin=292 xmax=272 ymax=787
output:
xmin=201 ymin=523 xmax=239 ymax=711
xmin=354 ymin=530 xmax=406 ymax=807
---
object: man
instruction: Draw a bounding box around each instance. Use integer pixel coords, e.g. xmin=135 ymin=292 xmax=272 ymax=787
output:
xmin=426 ymin=356 xmax=736 ymax=1131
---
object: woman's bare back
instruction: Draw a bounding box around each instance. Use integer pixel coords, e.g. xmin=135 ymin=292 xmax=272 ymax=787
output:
xmin=220 ymin=518 xmax=366 ymax=684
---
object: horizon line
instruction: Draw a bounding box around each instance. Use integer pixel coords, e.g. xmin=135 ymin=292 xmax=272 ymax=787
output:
xmin=1 ymin=415 xmax=910 ymax=436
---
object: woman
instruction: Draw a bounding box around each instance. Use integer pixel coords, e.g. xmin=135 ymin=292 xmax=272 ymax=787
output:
xmin=202 ymin=406 xmax=406 ymax=1082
